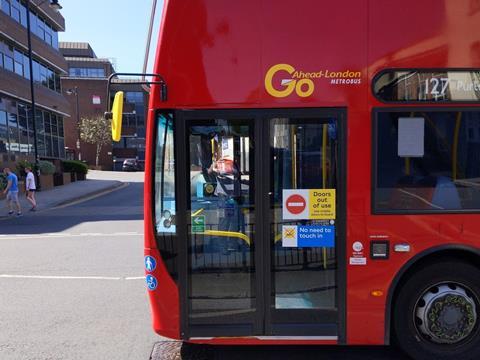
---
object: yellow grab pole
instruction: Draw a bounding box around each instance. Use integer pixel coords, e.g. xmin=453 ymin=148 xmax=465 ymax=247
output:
xmin=322 ymin=124 xmax=328 ymax=270
xmin=322 ymin=124 xmax=328 ymax=189
xmin=292 ymin=125 xmax=297 ymax=188
xmin=452 ymin=112 xmax=462 ymax=181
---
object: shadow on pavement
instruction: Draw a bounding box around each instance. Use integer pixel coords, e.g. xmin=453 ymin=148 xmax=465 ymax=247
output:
xmin=0 ymin=182 xmax=144 ymax=235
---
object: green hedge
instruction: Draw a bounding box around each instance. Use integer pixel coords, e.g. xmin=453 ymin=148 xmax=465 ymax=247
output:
xmin=15 ymin=160 xmax=56 ymax=176
xmin=62 ymin=160 xmax=89 ymax=175
xmin=0 ymin=173 xmax=7 ymax=191
xmin=39 ymin=160 xmax=56 ymax=175
xmin=16 ymin=159 xmax=35 ymax=177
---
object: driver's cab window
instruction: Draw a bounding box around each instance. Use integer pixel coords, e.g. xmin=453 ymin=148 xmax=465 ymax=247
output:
xmin=155 ymin=113 xmax=176 ymax=233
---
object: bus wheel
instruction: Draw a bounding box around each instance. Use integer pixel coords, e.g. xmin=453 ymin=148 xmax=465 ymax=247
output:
xmin=394 ymin=261 xmax=480 ymax=360
xmin=180 ymin=342 xmax=212 ymax=360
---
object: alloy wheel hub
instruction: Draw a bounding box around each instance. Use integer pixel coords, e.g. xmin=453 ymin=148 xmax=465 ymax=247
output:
xmin=415 ymin=284 xmax=477 ymax=344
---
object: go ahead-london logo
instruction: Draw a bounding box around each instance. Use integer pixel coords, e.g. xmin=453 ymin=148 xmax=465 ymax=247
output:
xmin=264 ymin=63 xmax=362 ymax=98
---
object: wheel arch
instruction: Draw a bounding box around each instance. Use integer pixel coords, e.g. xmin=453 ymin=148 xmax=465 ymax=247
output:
xmin=384 ymin=244 xmax=480 ymax=345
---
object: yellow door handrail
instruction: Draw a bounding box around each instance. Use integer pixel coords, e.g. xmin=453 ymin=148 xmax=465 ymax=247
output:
xmin=193 ymin=230 xmax=251 ymax=246
xmin=191 ymin=208 xmax=204 ymax=217
xmin=205 ymin=230 xmax=251 ymax=246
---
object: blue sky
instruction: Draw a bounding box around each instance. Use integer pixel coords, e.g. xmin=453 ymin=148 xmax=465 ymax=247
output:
xmin=59 ymin=0 xmax=163 ymax=74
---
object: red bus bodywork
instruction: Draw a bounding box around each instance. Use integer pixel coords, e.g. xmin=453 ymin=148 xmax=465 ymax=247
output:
xmin=143 ymin=0 xmax=480 ymax=346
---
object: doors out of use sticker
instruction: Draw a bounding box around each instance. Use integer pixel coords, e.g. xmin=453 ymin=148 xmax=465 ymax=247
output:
xmin=282 ymin=189 xmax=336 ymax=220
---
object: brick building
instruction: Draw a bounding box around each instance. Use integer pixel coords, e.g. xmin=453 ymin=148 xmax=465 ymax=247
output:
xmin=0 ymin=0 xmax=70 ymax=168
xmin=60 ymin=41 xmax=148 ymax=170
xmin=111 ymin=80 xmax=148 ymax=171
xmin=59 ymin=41 xmax=115 ymax=169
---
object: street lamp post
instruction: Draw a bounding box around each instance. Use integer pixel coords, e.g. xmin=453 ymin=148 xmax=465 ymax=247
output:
xmin=66 ymin=87 xmax=81 ymax=161
xmin=25 ymin=0 xmax=62 ymax=190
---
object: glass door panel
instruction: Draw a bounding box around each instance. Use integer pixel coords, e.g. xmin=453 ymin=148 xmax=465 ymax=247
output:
xmin=187 ymin=119 xmax=255 ymax=330
xmin=269 ymin=117 xmax=339 ymax=322
xmin=180 ymin=109 xmax=345 ymax=338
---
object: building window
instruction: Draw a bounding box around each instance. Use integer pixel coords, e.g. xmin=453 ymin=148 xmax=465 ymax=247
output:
xmin=39 ymin=64 xmax=47 ymax=86
xmin=1 ymin=42 xmax=14 ymax=72
xmin=18 ymin=0 xmax=26 ymax=26
xmin=29 ymin=10 xmax=36 ymax=34
xmin=59 ymin=137 xmax=64 ymax=158
xmin=17 ymin=103 xmax=28 ymax=153
xmin=47 ymin=68 xmax=55 ymax=90
xmin=22 ymin=53 xmax=30 ymax=79
xmin=52 ymin=31 xmax=58 ymax=49
xmin=14 ymin=49 xmax=23 ymax=76
xmin=69 ymin=67 xmax=105 ymax=78
xmin=10 ymin=0 xmax=20 ymax=22
xmin=55 ymin=72 xmax=61 ymax=92
xmin=1 ymin=0 xmax=10 ymax=16
xmin=57 ymin=117 xmax=63 ymax=137
xmin=32 ymin=59 xmax=39 ymax=82
xmin=0 ymin=110 xmax=8 ymax=153
xmin=125 ymin=91 xmax=144 ymax=103
xmin=1 ymin=1 xmax=59 ymax=49
xmin=0 ymin=40 xmax=61 ymax=92
xmin=35 ymin=109 xmax=45 ymax=156
xmin=0 ymin=96 xmax=66 ymax=158
xmin=374 ymin=109 xmax=480 ymax=212
xmin=7 ymin=112 xmax=19 ymax=153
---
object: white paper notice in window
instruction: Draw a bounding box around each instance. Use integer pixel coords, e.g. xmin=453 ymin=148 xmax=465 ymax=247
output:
xmin=398 ymin=117 xmax=425 ymax=157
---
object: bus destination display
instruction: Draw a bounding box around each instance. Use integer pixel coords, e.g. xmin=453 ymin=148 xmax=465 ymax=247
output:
xmin=374 ymin=70 xmax=480 ymax=103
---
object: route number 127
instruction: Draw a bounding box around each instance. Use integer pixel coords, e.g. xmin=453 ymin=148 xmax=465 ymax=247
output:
xmin=425 ymin=77 xmax=450 ymax=97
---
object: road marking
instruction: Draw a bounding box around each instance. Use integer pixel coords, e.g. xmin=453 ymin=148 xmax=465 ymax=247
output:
xmin=0 ymin=274 xmax=147 ymax=281
xmin=0 ymin=233 xmax=144 ymax=240
xmin=0 ymin=274 xmax=122 ymax=280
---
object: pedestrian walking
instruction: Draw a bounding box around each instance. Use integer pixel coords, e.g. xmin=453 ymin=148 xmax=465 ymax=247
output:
xmin=2 ymin=168 xmax=22 ymax=217
xmin=25 ymin=166 xmax=37 ymax=211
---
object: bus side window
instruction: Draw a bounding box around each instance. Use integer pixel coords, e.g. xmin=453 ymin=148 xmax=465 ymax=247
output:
xmin=155 ymin=113 xmax=176 ymax=233
xmin=375 ymin=110 xmax=480 ymax=212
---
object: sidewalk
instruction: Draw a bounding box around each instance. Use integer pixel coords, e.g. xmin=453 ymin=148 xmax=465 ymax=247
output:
xmin=1 ymin=171 xmax=128 ymax=219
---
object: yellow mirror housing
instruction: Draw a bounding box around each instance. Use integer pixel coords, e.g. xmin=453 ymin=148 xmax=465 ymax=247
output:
xmin=111 ymin=91 xmax=124 ymax=142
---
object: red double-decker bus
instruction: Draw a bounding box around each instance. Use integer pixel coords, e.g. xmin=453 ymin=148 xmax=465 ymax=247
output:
xmin=131 ymin=1 xmax=480 ymax=358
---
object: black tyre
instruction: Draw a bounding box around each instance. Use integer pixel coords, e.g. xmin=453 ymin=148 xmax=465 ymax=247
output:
xmin=180 ymin=342 xmax=212 ymax=360
xmin=394 ymin=261 xmax=480 ymax=360
xmin=149 ymin=341 xmax=212 ymax=360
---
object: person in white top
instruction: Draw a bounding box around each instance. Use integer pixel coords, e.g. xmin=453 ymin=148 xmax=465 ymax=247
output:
xmin=25 ymin=166 xmax=37 ymax=211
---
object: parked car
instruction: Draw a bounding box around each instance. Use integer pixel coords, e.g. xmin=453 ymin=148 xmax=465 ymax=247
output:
xmin=122 ymin=159 xmax=142 ymax=172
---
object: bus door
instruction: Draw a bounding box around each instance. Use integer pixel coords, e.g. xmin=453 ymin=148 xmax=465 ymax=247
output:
xmin=179 ymin=109 xmax=345 ymax=340
xmin=265 ymin=110 xmax=346 ymax=339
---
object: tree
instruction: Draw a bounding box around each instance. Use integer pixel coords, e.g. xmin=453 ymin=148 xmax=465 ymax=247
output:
xmin=79 ymin=115 xmax=111 ymax=167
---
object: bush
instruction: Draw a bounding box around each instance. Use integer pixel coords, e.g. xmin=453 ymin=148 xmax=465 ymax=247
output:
xmin=0 ymin=173 xmax=7 ymax=191
xmin=39 ymin=160 xmax=56 ymax=175
xmin=16 ymin=159 xmax=36 ymax=178
xmin=62 ymin=160 xmax=88 ymax=175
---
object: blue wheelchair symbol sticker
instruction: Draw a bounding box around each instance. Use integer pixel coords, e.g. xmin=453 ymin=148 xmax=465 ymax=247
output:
xmin=144 ymin=256 xmax=157 ymax=272
xmin=146 ymin=275 xmax=158 ymax=291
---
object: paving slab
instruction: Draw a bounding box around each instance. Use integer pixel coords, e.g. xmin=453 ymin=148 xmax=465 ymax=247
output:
xmin=0 ymin=170 xmax=138 ymax=220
